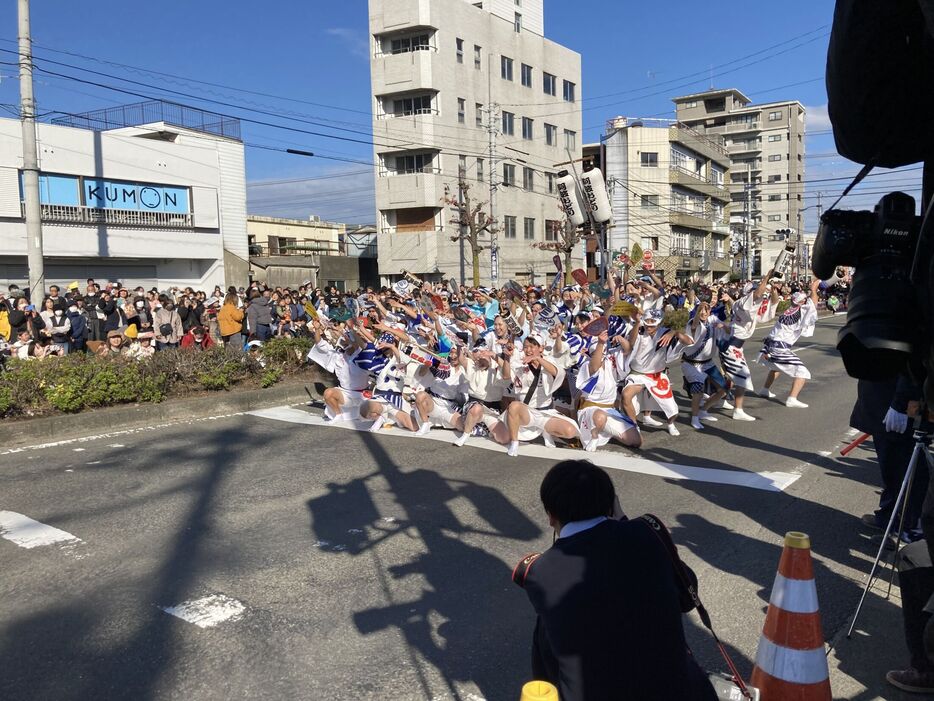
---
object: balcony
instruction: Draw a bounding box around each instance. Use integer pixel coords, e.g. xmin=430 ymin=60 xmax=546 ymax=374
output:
xmin=669 ymin=208 xmax=730 ymax=235
xmin=373 ymin=111 xmax=441 ymax=153
xmin=377 ymin=227 xmax=441 ymax=276
xmin=668 ymin=124 xmax=730 ymax=168
xmin=728 ymin=141 xmax=761 ymax=155
xmin=376 ymin=171 xmax=446 ymax=209
xmin=32 ymin=203 xmax=193 ymax=228
xmin=372 ymin=48 xmax=440 ymax=95
xmin=726 ymin=121 xmax=761 ymax=134
xmin=248 ymin=240 xmax=343 ymax=257
xmin=369 ymin=0 xmax=439 ymax=36
xmin=668 ymin=166 xmax=730 ymax=202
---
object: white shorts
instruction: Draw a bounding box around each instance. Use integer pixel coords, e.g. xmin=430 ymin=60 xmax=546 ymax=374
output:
xmin=626 ymin=372 xmax=679 ymax=419
xmin=578 ymin=406 xmax=640 ymax=448
xmin=326 ymin=388 xmax=365 ymax=420
xmin=371 ymin=390 xmax=412 ymax=415
xmin=427 ymin=395 xmax=463 ymax=429
xmin=500 ymin=406 xmax=580 ymax=442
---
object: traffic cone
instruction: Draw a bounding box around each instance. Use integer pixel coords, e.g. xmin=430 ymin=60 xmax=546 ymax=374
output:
xmin=751 ymin=531 xmax=831 ymax=700
xmin=519 ymin=680 xmax=558 ymax=700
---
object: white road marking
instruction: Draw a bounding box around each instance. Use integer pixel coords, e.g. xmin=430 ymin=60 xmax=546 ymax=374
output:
xmin=65 ymin=469 xmax=74 ymax=473
xmin=107 ymin=444 xmax=125 ymax=448
xmin=846 ymin=428 xmax=860 ymax=437
xmin=818 ymin=450 xmax=833 ymax=457
xmin=72 ymin=448 xmax=85 ymax=452
xmin=0 ymin=511 xmax=82 ymax=549
xmin=247 ymin=407 xmax=801 ymax=493
xmin=161 ymin=594 xmax=245 ymax=628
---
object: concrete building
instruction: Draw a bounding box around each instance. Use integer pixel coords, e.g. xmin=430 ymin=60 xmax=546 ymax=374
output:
xmin=673 ymin=89 xmax=806 ymax=276
xmin=587 ymin=117 xmax=732 ymax=283
xmin=246 ymin=215 xmax=378 ymax=291
xmin=0 ymin=101 xmax=249 ymax=291
xmin=368 ymin=0 xmax=583 ymax=286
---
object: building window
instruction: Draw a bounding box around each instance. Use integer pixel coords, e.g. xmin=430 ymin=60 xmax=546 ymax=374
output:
xmin=564 ymin=129 xmax=577 ymax=151
xmin=504 ymin=215 xmax=517 ymax=239
xmin=457 ymin=98 xmax=466 ymax=124
xmin=684 ymin=100 xmax=697 ymax=108
xmin=502 ymin=111 xmax=515 ymax=135
xmin=768 ymin=194 xmax=781 ymax=201
xmin=545 ymin=219 xmax=560 ymax=242
xmin=524 ymin=217 xmax=535 ymax=240
xmin=768 ymin=174 xmax=781 ymax=183
xmin=503 ymin=163 xmax=516 ymax=186
xmin=514 ymin=12 xmax=522 ymax=32
xmin=641 ymin=152 xmax=658 ymax=167
xmin=543 ymin=72 xmax=556 ymax=96
xmin=522 ymin=116 xmax=534 ymax=140
xmin=390 ymin=34 xmax=431 ymax=54
xmin=768 ymin=215 xmax=782 ymax=222
xmin=523 ymin=167 xmax=534 ymax=191
xmin=501 ymin=55 xmax=513 ymax=81
xmin=477 ymin=158 xmax=484 ymax=182
xmin=474 ymin=45 xmax=482 ymax=69
xmin=768 ymin=134 xmax=781 ymax=142
xmin=767 ymin=154 xmax=781 ymax=162
xmin=768 ymin=110 xmax=782 ymax=121
xmin=458 ymin=154 xmax=467 ymax=178
xmin=563 ymin=80 xmax=576 ymax=102
xmin=392 ymin=153 xmax=433 ymax=174
xmin=642 ymin=236 xmax=659 ymax=251
xmin=546 ymin=172 xmax=556 ymax=194
xmin=545 ymin=123 xmax=557 ymax=146
xmin=640 ymin=195 xmax=659 ymax=209
xmin=521 ymin=63 xmax=533 ymax=87
xmin=392 ymin=95 xmax=433 ymax=116
xmin=476 ymin=103 xmax=483 ymax=127
xmin=456 ymin=38 xmax=464 ymax=63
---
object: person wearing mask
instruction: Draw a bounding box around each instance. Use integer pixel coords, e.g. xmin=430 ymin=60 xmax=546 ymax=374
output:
xmin=180 ymin=325 xmax=215 ymax=350
xmin=40 ymin=298 xmax=72 ymax=354
xmin=153 ymin=297 xmax=183 ymax=350
xmin=67 ymin=301 xmax=88 ymax=353
xmin=246 ymin=290 xmax=273 ymax=341
xmin=8 ymin=296 xmax=42 ymax=341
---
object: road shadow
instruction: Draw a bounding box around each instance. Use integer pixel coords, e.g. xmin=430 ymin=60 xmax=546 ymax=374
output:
xmin=306 ymin=430 xmax=542 ymax=701
xmin=0 ymin=427 xmax=269 ymax=701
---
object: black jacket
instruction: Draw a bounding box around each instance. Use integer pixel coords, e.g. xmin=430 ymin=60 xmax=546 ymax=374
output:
xmin=849 ymin=374 xmax=921 ymax=436
xmin=522 ymin=519 xmax=716 ymax=701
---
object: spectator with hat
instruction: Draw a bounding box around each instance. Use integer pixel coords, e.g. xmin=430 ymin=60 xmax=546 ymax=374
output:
xmin=153 ymin=296 xmax=183 ymax=350
xmin=126 ymin=330 xmax=156 ymax=359
xmin=96 ymin=329 xmax=126 ymax=357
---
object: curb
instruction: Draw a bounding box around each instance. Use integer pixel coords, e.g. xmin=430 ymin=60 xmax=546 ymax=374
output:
xmin=0 ymin=370 xmax=333 ymax=449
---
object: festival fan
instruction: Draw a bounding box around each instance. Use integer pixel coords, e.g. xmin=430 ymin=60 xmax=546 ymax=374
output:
xmin=571 ymin=268 xmax=589 ymax=287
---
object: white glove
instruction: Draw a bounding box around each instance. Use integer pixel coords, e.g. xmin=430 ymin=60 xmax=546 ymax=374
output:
xmin=884 ymin=407 xmax=908 ymax=434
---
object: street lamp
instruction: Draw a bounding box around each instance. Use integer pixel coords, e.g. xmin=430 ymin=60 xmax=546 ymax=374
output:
xmin=796 ymin=197 xmax=823 ymax=279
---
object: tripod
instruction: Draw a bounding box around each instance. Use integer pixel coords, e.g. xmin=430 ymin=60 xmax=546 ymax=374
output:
xmin=847 ymin=428 xmax=933 ymax=638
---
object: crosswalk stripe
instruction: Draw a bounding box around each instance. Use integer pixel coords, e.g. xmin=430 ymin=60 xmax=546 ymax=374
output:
xmin=0 ymin=511 xmax=82 ymax=549
xmin=247 ymin=406 xmax=801 ymax=493
xmin=161 ymin=594 xmax=246 ymax=628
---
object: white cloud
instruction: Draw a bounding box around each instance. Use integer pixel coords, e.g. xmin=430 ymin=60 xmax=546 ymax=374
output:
xmin=806 ymin=104 xmax=832 ymax=131
xmin=247 ymin=166 xmax=376 ymax=225
xmin=326 ymin=28 xmax=370 ymax=60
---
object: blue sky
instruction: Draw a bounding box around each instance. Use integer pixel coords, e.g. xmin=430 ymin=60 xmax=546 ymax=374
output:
xmin=0 ymin=0 xmax=921 ymax=229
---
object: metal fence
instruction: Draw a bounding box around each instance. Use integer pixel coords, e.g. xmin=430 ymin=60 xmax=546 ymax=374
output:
xmin=32 ymin=203 xmax=193 ymax=228
xmin=52 ymin=100 xmax=241 ymax=141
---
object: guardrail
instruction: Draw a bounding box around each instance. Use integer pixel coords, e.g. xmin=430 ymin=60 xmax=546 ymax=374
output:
xmin=31 ymin=203 xmax=193 ymax=228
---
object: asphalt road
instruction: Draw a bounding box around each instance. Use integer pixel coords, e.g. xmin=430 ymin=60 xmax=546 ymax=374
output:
xmin=0 ymin=314 xmax=898 ymax=700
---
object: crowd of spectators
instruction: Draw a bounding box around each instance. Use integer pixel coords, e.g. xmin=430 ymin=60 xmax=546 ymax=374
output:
xmin=0 ymin=273 xmax=848 ymax=366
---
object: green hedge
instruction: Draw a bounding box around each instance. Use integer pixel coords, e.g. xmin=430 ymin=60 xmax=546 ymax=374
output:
xmin=0 ymin=337 xmax=315 ymax=418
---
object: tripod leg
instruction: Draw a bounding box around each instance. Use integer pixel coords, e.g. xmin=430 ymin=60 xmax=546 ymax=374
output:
xmin=888 ymin=452 xmax=921 ymax=598
xmin=847 ymin=440 xmax=922 ymax=638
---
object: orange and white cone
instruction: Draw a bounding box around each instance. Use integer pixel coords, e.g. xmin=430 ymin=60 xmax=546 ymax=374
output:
xmin=751 ymin=531 xmax=831 ymax=700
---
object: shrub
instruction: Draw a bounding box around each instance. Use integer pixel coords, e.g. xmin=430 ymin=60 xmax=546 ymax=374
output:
xmin=0 ymin=340 xmax=314 ymax=418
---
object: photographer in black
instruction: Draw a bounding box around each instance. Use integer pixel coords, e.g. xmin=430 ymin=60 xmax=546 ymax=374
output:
xmin=819 ymin=0 xmax=934 ymax=693
xmin=513 ymin=460 xmax=715 ymax=700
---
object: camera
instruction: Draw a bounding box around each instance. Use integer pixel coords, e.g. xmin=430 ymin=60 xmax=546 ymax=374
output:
xmin=812 ymin=192 xmax=923 ymax=380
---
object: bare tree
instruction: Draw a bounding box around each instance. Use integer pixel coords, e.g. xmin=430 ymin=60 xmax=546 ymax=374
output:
xmin=532 ymin=216 xmax=584 ymax=284
xmin=443 ymin=181 xmax=494 ymax=286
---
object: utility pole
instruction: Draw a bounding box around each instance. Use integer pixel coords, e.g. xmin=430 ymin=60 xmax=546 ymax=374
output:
xmin=743 ymin=165 xmax=752 ymax=281
xmin=457 ymin=183 xmax=466 ymax=286
xmin=19 ymin=0 xmax=44 ymax=300
xmin=486 ymin=104 xmax=499 ymax=285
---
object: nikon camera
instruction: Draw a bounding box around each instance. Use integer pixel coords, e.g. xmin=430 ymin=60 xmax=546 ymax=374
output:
xmin=811 ymin=192 xmax=923 ymax=380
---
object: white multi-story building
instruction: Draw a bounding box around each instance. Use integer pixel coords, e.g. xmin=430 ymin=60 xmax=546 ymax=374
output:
xmin=592 ymin=118 xmax=732 ymax=283
xmin=369 ymin=0 xmax=583 ymax=285
xmin=0 ymin=101 xmax=248 ymax=291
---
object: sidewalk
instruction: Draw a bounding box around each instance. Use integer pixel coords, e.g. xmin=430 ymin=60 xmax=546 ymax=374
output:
xmin=827 ymin=576 xmax=927 ymax=700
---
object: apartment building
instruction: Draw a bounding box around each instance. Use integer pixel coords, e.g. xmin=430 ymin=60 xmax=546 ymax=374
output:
xmin=368 ymin=0 xmax=583 ymax=285
xmin=673 ymin=89 xmax=806 ymax=276
xmin=591 ymin=117 xmax=732 ymax=283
